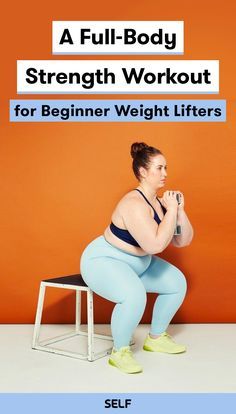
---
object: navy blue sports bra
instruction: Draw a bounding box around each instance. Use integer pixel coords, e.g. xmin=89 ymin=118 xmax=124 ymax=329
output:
xmin=110 ymin=189 xmax=167 ymax=247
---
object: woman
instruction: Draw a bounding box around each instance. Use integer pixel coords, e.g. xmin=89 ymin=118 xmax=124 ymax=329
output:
xmin=80 ymin=142 xmax=194 ymax=374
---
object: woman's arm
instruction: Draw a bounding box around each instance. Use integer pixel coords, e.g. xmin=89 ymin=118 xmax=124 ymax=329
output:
xmin=153 ymin=207 xmax=178 ymax=252
xmin=171 ymin=208 xmax=194 ymax=247
xmin=169 ymin=192 xmax=194 ymax=247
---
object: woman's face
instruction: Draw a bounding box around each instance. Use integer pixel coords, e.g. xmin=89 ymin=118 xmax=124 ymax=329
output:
xmin=140 ymin=154 xmax=167 ymax=189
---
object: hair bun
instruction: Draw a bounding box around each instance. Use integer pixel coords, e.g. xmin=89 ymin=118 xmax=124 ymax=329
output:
xmin=130 ymin=142 xmax=149 ymax=159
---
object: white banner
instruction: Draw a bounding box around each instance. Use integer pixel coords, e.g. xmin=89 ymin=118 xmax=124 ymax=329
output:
xmin=17 ymin=60 xmax=219 ymax=94
xmin=52 ymin=21 xmax=184 ymax=54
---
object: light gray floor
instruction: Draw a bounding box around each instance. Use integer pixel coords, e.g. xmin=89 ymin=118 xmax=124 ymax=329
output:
xmin=0 ymin=324 xmax=235 ymax=393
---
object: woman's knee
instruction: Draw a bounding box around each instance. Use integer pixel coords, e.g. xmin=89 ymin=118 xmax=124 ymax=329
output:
xmin=124 ymin=282 xmax=147 ymax=310
xmin=173 ymin=267 xmax=187 ymax=295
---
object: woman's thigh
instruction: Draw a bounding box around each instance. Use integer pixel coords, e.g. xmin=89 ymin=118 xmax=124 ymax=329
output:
xmin=81 ymin=256 xmax=147 ymax=305
xmin=140 ymin=255 xmax=187 ymax=294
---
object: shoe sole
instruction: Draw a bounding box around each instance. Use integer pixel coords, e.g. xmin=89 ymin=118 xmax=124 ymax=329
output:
xmin=108 ymin=358 xmax=143 ymax=374
xmin=143 ymin=345 xmax=186 ymax=354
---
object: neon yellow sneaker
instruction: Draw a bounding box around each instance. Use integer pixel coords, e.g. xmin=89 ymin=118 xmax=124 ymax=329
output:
xmin=143 ymin=332 xmax=186 ymax=354
xmin=108 ymin=346 xmax=143 ymax=374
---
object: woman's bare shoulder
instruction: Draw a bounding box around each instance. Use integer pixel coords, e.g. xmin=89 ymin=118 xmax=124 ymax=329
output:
xmin=119 ymin=189 xmax=139 ymax=203
xmin=118 ymin=189 xmax=148 ymax=211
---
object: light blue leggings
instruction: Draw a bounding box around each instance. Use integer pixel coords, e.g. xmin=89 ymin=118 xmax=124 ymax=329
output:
xmin=80 ymin=236 xmax=187 ymax=350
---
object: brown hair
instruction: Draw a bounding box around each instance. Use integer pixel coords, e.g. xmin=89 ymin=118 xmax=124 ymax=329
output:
xmin=131 ymin=142 xmax=162 ymax=180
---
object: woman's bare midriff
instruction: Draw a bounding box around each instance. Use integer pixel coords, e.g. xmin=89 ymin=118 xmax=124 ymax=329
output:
xmin=103 ymin=189 xmax=164 ymax=257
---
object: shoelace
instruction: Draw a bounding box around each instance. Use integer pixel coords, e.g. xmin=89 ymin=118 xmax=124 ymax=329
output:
xmin=162 ymin=332 xmax=171 ymax=338
xmin=120 ymin=348 xmax=132 ymax=357
xmin=162 ymin=332 xmax=176 ymax=342
xmin=149 ymin=332 xmax=172 ymax=341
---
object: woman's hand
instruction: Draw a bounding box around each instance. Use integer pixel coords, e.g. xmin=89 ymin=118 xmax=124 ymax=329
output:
xmin=160 ymin=191 xmax=179 ymax=211
xmin=160 ymin=191 xmax=185 ymax=211
xmin=175 ymin=191 xmax=185 ymax=210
